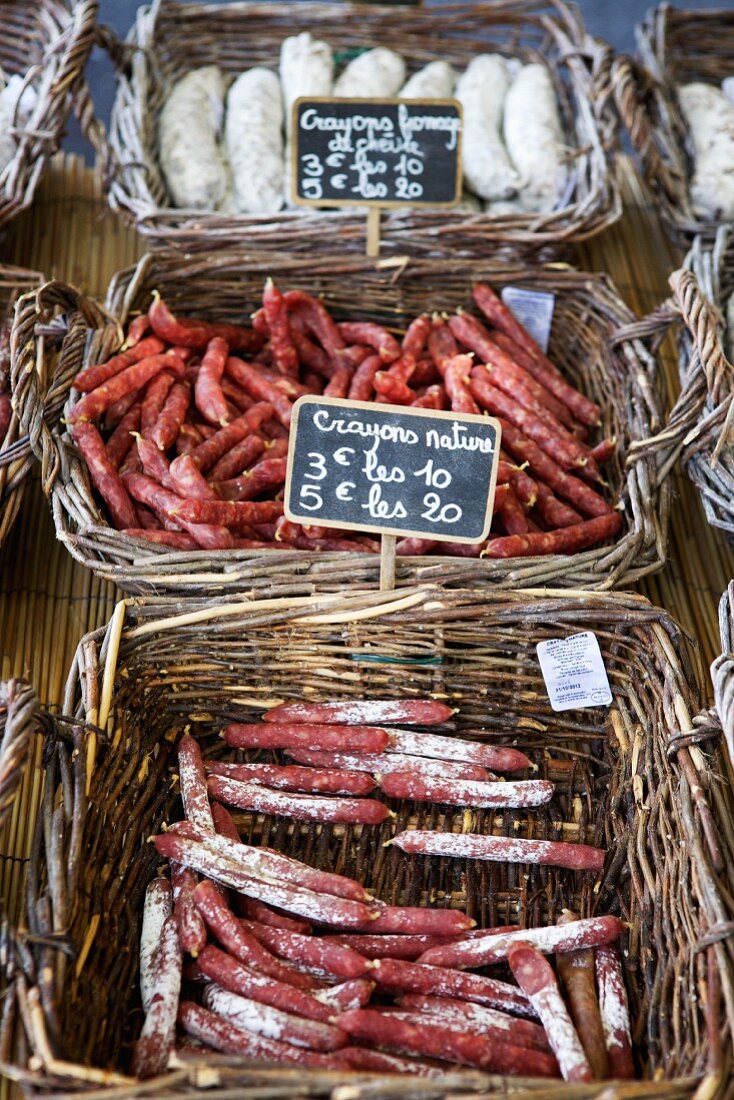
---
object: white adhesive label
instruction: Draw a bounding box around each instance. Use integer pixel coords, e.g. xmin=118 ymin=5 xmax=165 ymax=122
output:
xmin=536 ymin=631 xmax=612 ymax=712
xmin=723 ymin=77 xmax=734 ymax=105
xmin=501 ymin=286 xmax=555 ymax=353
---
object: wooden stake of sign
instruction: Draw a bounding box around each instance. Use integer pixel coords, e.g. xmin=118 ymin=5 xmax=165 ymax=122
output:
xmin=366 ymin=207 xmax=381 ymax=260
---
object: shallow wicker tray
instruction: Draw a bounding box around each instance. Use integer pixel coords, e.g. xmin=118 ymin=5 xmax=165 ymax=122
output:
xmin=0 ymin=0 xmax=98 ymax=231
xmin=11 ymin=250 xmax=674 ymax=595
xmin=92 ymin=0 xmax=620 ymax=254
xmin=1 ymin=585 xmax=732 ymax=1098
xmin=0 ymin=264 xmax=45 ymax=548
xmin=614 ymin=4 xmax=734 ymax=249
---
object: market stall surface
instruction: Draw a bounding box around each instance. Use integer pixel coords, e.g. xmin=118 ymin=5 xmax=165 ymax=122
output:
xmin=1 ymin=151 xmax=733 ymax=938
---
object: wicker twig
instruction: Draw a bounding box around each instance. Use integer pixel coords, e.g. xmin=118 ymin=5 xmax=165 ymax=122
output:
xmin=11 ymin=249 xmax=674 ymax=594
xmin=0 ymin=0 xmax=99 ymax=232
xmin=92 ymin=0 xmax=620 ymax=253
xmin=0 ymin=264 xmax=45 ymax=548
xmin=0 ymin=679 xmax=38 ymax=833
xmin=2 ymin=585 xmax=732 ymax=1098
xmin=614 ymin=5 xmax=734 ymax=248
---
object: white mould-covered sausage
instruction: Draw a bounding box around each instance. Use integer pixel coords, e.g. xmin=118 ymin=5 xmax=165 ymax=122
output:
xmin=399 ymin=61 xmax=455 ymax=100
xmin=280 ymin=32 xmax=334 ymax=206
xmin=679 ymin=82 xmax=734 ymax=221
xmin=225 ymin=68 xmax=284 ymax=214
xmin=503 ymin=63 xmax=567 ymax=213
xmin=333 ymin=48 xmax=406 ymax=98
xmin=280 ymin=32 xmax=334 ymax=134
xmin=159 ymin=66 xmax=230 ymax=210
xmin=455 ymin=55 xmax=520 ymax=201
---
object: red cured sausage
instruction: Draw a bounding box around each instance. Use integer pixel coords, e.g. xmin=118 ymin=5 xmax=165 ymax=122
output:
xmin=73 ymin=336 xmax=165 ymax=393
xmin=385 ymin=728 xmax=529 ymax=773
xmin=378 ymin=773 xmax=555 ymax=809
xmin=595 ymin=944 xmax=634 ymax=1079
xmin=243 ymin=922 xmax=370 ymax=980
xmin=472 ymin=283 xmax=600 ymax=427
xmin=149 ymin=380 xmax=192 ymax=452
xmin=224 ymin=722 xmax=389 ymax=754
xmin=263 ymin=279 xmax=299 ymax=378
xmin=397 ymin=994 xmax=551 ymax=1051
xmin=211 ymin=800 xmax=241 ymax=842
xmin=440 ymin=353 xmax=481 ymax=414
xmin=370 ymin=957 xmax=536 ymax=1019
xmin=323 ymin=365 xmax=353 ymax=398
xmin=170 ymin=862 xmax=207 ymax=957
xmin=69 ymin=351 xmax=186 ymax=424
xmin=417 ymin=915 xmax=624 ymax=970
xmin=411 ymin=385 xmax=447 ymax=410
xmin=496 ymin=419 xmax=613 ymax=517
xmin=71 ymin=421 xmax=138 ymax=529
xmin=193 ymin=880 xmax=316 ymax=989
xmin=337 ymin=1008 xmax=558 ymax=1076
xmin=195 ymin=336 xmax=229 ymax=425
xmin=263 ymin=699 xmax=454 ymax=726
xmin=367 ymin=907 xmax=474 ymax=935
xmin=533 ymin=481 xmax=582 ymax=528
xmin=347 ymin=353 xmax=382 ymax=401
xmin=208 ymin=434 xmax=267 ymax=481
xmin=135 ymin=434 xmax=174 ymax=489
xmin=140 ymin=369 xmax=177 ymax=439
xmin=212 ymin=457 xmax=287 ymax=502
xmin=172 ymin=497 xmax=283 ymax=527
xmin=283 ymin=291 xmax=345 ymax=362
xmin=391 ymin=830 xmax=606 ymax=874
xmin=337 ymin=1046 xmax=445 ymax=1077
xmin=482 ymin=340 xmax=581 ymax=432
xmin=427 ymin=319 xmax=458 ymax=368
xmin=372 ymin=372 xmax=414 ymax=405
xmin=169 ymin=453 xmax=218 ymax=501
xmin=189 ymin=402 xmax=273 ymax=471
xmin=225 ymin=357 xmax=292 ymax=427
xmin=122 ymin=528 xmax=198 ymax=549
xmin=178 ymin=1001 xmax=344 ymax=1066
xmin=203 ymin=983 xmax=346 ymax=1052
xmin=197 ymin=945 xmax=333 ymax=1023
xmin=497 ymin=485 xmax=530 ymax=535
xmin=284 ymin=748 xmax=493 ymax=782
xmin=508 ymin=943 xmax=593 ymax=1082
xmin=337 ymin=322 xmax=400 ymax=363
xmin=148 ymin=294 xmax=261 ymax=353
xmin=177 ymin=733 xmax=215 ymax=833
xmin=320 ymin=930 xmax=510 ymax=960
xmin=207 ymin=773 xmax=390 ymax=825
xmin=484 ymin=514 xmax=622 ymax=559
xmin=239 ymin=897 xmax=312 ymax=935
xmin=206 ymin=760 xmax=377 ymax=796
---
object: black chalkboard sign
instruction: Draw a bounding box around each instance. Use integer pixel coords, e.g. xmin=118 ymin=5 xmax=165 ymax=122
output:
xmin=284 ymin=397 xmax=501 ymax=543
xmin=291 ymin=98 xmax=462 ymax=208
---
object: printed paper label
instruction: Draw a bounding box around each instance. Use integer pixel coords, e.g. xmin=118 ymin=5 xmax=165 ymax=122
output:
xmin=501 ymin=286 xmax=555 ymax=353
xmin=536 ymin=631 xmax=612 ymax=712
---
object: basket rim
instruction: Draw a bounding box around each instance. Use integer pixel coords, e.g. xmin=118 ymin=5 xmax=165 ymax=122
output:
xmin=8 ymin=249 xmax=675 ymax=594
xmin=2 ymin=583 xmax=729 ymax=1097
xmin=94 ymin=0 xmax=621 ymax=249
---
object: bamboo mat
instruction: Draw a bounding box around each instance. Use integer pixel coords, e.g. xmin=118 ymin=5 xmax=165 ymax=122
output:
xmin=0 ymin=151 xmax=733 ymax=940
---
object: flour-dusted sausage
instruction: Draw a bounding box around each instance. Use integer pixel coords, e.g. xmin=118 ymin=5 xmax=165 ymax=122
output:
xmin=224 ymin=722 xmax=389 ymax=754
xmin=202 ymin=983 xmax=347 ymax=1051
xmin=177 ymin=734 xmax=215 ymax=833
xmin=334 ymin=48 xmax=405 ymax=98
xmin=132 ymin=915 xmax=182 ymax=1078
xmin=197 ymin=945 xmax=333 ymax=1024
xmin=391 ymin=830 xmax=606 ymax=876
xmin=503 ymin=64 xmax=567 ymax=214
xmin=556 ymin=911 xmax=609 ymax=1079
xmin=399 ymin=61 xmax=455 ymax=99
xmin=417 ymin=915 xmax=625 ymax=970
xmin=370 ymin=958 xmax=536 ymax=1019
xmin=455 ymin=55 xmax=520 ymax=201
xmin=264 ymin=699 xmax=454 ymax=726
xmin=595 ymin=943 xmax=634 ymax=1079
xmin=285 ymin=748 xmax=493 ymax=782
xmin=207 ymin=760 xmax=377 ymax=796
xmin=208 ymin=773 xmax=390 ymax=826
xmin=243 ymin=922 xmax=370 ymax=980
xmin=140 ymin=877 xmax=173 ymax=1014
xmin=385 ymin=728 xmax=529 ymax=773
xmin=378 ymin=773 xmax=555 ymax=809
xmin=508 ymin=943 xmax=592 ymax=1082
xmin=178 ymin=1001 xmax=344 ymax=1066
xmin=159 ymin=67 xmax=230 ymax=211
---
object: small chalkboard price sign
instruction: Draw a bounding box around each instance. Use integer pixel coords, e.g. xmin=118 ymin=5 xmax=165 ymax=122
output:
xmin=291 ymin=97 xmax=462 ymax=255
xmin=284 ymin=396 xmax=501 ymax=588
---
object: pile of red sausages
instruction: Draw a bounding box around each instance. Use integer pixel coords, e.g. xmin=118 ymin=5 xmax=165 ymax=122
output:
xmin=138 ymin=698 xmax=633 ymax=1083
xmin=67 ymin=280 xmax=622 ymax=559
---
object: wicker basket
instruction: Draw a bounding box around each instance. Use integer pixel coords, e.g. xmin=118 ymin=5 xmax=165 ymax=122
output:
xmin=0 ymin=264 xmax=45 ymax=549
xmin=1 ymin=585 xmax=732 ymax=1097
xmin=90 ymin=0 xmax=621 ymax=254
xmin=644 ymin=228 xmax=734 ymax=540
xmin=613 ymin=5 xmax=734 ymax=249
xmin=0 ymin=0 xmax=98 ymax=232
xmin=11 ymin=250 xmax=674 ymax=595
